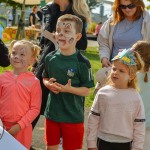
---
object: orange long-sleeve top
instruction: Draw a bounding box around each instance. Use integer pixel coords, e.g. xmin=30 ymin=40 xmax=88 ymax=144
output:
xmin=0 ymin=71 xmax=42 ymax=130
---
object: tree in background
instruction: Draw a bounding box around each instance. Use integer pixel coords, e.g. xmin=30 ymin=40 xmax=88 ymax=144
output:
xmin=0 ymin=0 xmax=22 ymax=26
xmin=147 ymin=0 xmax=150 ymax=10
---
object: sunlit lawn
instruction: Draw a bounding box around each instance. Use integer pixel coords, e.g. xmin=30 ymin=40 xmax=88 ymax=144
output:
xmin=0 ymin=46 xmax=101 ymax=108
xmin=82 ymin=47 xmax=101 ymax=107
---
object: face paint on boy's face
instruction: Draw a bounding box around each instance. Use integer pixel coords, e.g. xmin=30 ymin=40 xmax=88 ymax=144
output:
xmin=69 ymin=38 xmax=74 ymax=44
xmin=55 ymin=21 xmax=77 ymax=48
xmin=10 ymin=43 xmax=33 ymax=69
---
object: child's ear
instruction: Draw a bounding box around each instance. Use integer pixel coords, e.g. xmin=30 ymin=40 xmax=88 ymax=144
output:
xmin=76 ymin=33 xmax=82 ymax=41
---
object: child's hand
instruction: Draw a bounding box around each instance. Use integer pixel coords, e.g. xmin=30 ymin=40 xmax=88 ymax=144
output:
xmin=55 ymin=79 xmax=71 ymax=93
xmin=8 ymin=124 xmax=21 ymax=136
xmin=46 ymin=78 xmax=61 ymax=94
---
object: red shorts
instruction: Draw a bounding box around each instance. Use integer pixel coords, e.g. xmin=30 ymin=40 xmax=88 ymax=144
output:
xmin=44 ymin=119 xmax=84 ymax=150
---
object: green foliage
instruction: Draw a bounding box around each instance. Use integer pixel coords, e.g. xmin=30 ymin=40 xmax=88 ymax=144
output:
xmin=0 ymin=15 xmax=7 ymax=28
xmin=147 ymin=5 xmax=150 ymax=10
xmin=0 ymin=0 xmax=22 ymax=8
xmin=86 ymin=0 xmax=101 ymax=10
xmin=0 ymin=66 xmax=12 ymax=73
xmin=0 ymin=15 xmax=7 ymax=20
xmin=87 ymin=22 xmax=97 ymax=34
xmin=0 ymin=21 xmax=6 ymax=29
xmin=147 ymin=0 xmax=150 ymax=9
xmin=82 ymin=46 xmax=101 ymax=107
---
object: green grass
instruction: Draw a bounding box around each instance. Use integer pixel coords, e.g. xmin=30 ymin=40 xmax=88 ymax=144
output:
xmin=0 ymin=66 xmax=12 ymax=73
xmin=82 ymin=47 xmax=101 ymax=107
xmin=0 ymin=46 xmax=101 ymax=108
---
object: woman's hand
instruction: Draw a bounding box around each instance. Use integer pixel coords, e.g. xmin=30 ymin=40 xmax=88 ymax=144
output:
xmin=88 ymin=148 xmax=98 ymax=150
xmin=101 ymin=57 xmax=111 ymax=68
xmin=8 ymin=124 xmax=21 ymax=136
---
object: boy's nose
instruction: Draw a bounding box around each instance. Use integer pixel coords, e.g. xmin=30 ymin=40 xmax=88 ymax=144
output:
xmin=14 ymin=55 xmax=19 ymax=59
xmin=59 ymin=33 xmax=63 ymax=37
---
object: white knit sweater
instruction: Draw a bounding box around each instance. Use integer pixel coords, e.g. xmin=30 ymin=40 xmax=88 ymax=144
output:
xmin=87 ymin=85 xmax=145 ymax=150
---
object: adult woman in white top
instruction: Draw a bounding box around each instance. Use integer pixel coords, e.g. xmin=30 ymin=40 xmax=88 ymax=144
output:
xmin=98 ymin=0 xmax=150 ymax=67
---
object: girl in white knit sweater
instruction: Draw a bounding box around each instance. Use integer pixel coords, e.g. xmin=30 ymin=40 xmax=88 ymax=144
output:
xmin=87 ymin=48 xmax=145 ymax=150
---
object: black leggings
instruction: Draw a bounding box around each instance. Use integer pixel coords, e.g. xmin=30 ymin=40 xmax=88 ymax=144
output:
xmin=97 ymin=138 xmax=132 ymax=150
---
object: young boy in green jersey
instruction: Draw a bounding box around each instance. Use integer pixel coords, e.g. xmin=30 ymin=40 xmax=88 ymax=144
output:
xmin=42 ymin=14 xmax=94 ymax=150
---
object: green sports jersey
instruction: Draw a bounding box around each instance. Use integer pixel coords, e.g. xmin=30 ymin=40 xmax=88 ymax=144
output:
xmin=42 ymin=50 xmax=94 ymax=123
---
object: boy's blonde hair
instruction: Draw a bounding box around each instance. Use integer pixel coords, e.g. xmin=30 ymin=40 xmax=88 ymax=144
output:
xmin=57 ymin=14 xmax=83 ymax=33
xmin=10 ymin=40 xmax=40 ymax=60
xmin=107 ymin=51 xmax=144 ymax=90
xmin=132 ymin=40 xmax=150 ymax=82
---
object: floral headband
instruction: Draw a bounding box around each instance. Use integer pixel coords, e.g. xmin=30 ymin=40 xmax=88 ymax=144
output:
xmin=112 ymin=48 xmax=136 ymax=65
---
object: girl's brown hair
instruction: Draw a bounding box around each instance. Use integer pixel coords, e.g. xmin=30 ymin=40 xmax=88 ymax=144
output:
xmin=132 ymin=40 xmax=150 ymax=82
xmin=111 ymin=0 xmax=145 ymax=25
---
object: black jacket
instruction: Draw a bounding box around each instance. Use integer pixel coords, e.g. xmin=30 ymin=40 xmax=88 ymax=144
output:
xmin=0 ymin=39 xmax=10 ymax=67
xmin=29 ymin=12 xmax=36 ymax=26
xmin=41 ymin=3 xmax=87 ymax=50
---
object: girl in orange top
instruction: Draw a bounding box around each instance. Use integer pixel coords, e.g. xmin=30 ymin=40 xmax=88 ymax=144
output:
xmin=0 ymin=40 xmax=42 ymax=149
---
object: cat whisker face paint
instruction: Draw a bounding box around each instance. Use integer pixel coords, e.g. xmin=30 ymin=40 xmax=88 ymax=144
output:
xmin=10 ymin=43 xmax=33 ymax=69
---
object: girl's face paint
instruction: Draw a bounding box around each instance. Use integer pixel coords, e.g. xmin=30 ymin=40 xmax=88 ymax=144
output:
xmin=10 ymin=42 xmax=33 ymax=72
xmin=55 ymin=21 xmax=78 ymax=49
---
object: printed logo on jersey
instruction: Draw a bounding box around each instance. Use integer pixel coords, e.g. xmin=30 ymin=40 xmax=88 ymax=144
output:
xmin=67 ymin=68 xmax=75 ymax=77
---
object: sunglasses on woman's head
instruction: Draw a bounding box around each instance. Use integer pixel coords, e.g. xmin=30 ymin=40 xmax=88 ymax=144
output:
xmin=119 ymin=4 xmax=136 ymax=9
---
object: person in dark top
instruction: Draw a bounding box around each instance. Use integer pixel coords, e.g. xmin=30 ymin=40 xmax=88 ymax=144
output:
xmin=0 ymin=39 xmax=10 ymax=67
xmin=29 ymin=6 xmax=39 ymax=27
xmin=32 ymin=0 xmax=91 ymax=129
xmin=37 ymin=9 xmax=43 ymax=26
